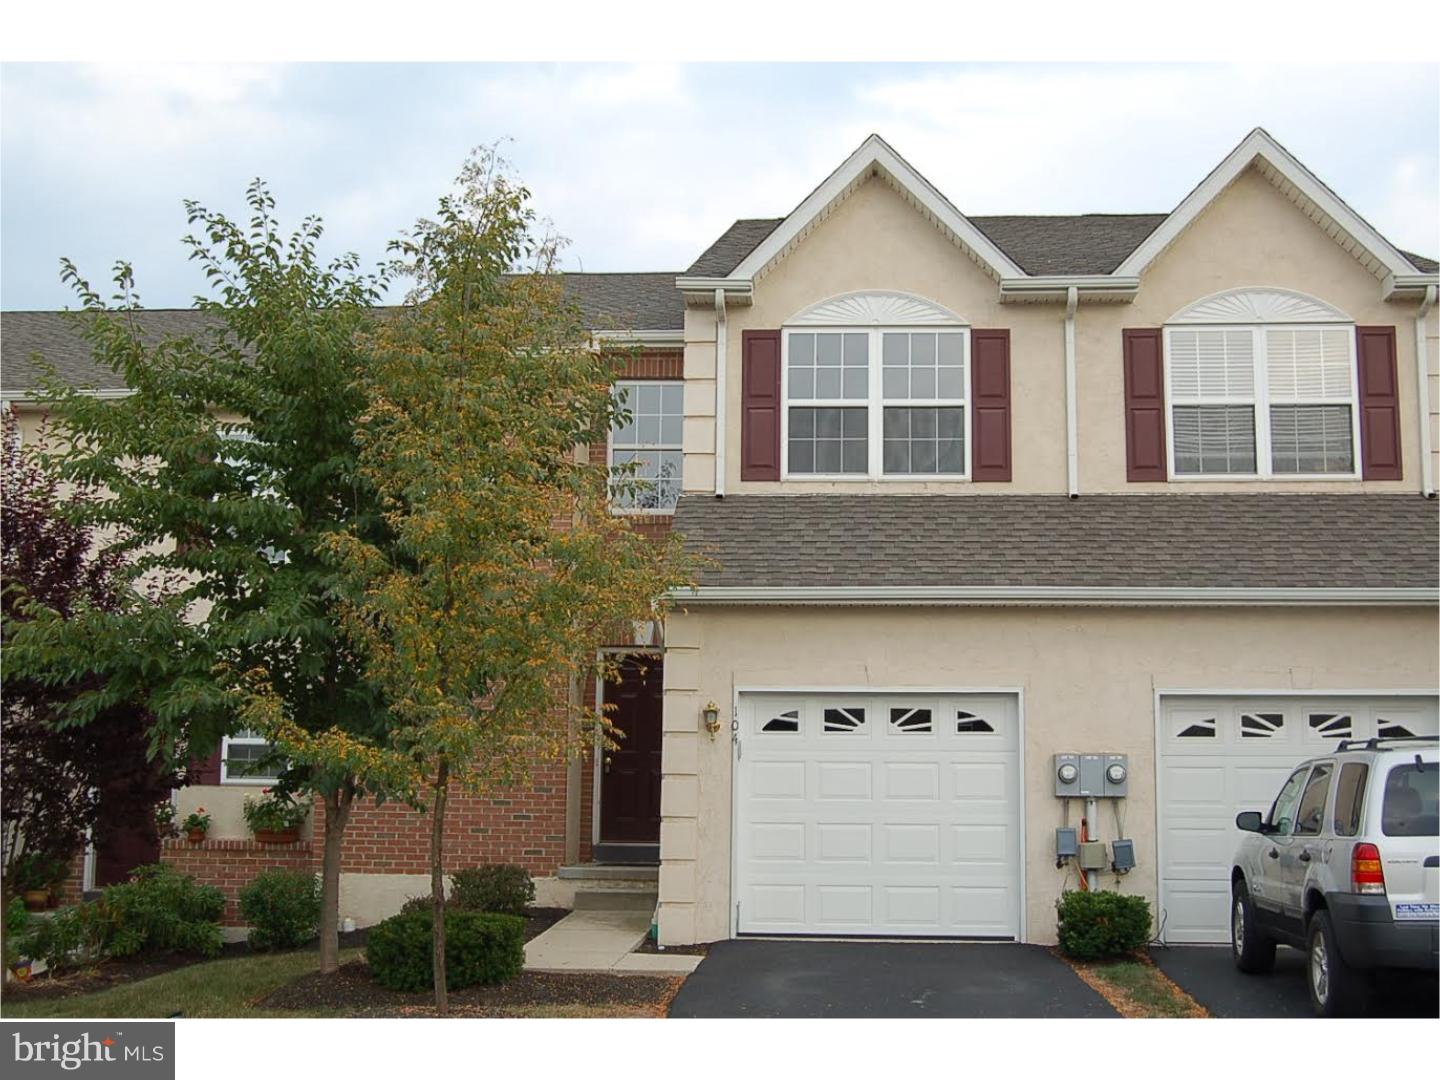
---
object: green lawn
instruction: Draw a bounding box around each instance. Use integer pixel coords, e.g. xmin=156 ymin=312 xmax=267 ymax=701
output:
xmin=1072 ymin=958 xmax=1205 ymax=1018
xmin=1 ymin=949 xmax=363 ymax=1019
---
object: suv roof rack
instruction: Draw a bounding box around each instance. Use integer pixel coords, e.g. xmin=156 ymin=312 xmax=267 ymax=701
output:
xmin=1335 ymin=734 xmax=1439 ymax=753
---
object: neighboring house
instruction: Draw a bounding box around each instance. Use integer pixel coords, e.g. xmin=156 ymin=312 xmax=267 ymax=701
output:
xmin=3 ymin=128 xmax=1437 ymax=945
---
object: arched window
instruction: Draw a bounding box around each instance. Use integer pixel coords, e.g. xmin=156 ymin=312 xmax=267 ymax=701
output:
xmin=1163 ymin=288 xmax=1359 ymax=478
xmin=781 ymin=291 xmax=970 ymax=479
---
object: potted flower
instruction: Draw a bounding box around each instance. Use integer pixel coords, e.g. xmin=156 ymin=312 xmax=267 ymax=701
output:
xmin=154 ymin=801 xmax=178 ymax=840
xmin=13 ymin=853 xmax=65 ymax=911
xmin=243 ymin=789 xmax=308 ymax=844
xmin=182 ymin=808 xmax=212 ymax=843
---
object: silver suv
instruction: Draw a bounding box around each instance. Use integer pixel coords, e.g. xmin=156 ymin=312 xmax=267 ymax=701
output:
xmin=1231 ymin=736 xmax=1439 ymax=1016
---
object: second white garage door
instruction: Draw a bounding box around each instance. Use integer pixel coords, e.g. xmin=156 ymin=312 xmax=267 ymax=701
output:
xmin=1158 ymin=694 xmax=1439 ymax=944
xmin=734 ymin=692 xmax=1021 ymax=938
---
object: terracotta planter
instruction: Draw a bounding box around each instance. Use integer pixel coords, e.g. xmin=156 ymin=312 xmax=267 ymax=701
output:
xmin=187 ymin=827 xmax=207 ymax=843
xmin=22 ymin=890 xmax=48 ymax=912
xmin=253 ymin=828 xmax=300 ymax=845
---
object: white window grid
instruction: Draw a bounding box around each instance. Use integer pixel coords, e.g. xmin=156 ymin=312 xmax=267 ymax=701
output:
xmin=780 ymin=326 xmax=971 ymax=480
xmin=1163 ymin=323 xmax=1361 ymax=480
xmin=220 ymin=728 xmax=283 ymax=785
xmin=608 ymin=379 xmax=683 ymax=514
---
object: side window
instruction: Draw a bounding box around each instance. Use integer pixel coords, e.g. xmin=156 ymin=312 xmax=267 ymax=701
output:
xmin=1332 ymin=763 xmax=1369 ymax=837
xmin=1267 ymin=767 xmax=1311 ymax=834
xmin=1293 ymin=762 xmax=1334 ymax=837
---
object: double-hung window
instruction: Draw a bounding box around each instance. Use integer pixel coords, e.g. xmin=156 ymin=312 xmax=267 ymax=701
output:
xmin=610 ymin=380 xmax=683 ymax=512
xmin=784 ymin=327 xmax=969 ymax=478
xmin=1166 ymin=324 xmax=1358 ymax=478
xmin=221 ymin=728 xmax=284 ymax=784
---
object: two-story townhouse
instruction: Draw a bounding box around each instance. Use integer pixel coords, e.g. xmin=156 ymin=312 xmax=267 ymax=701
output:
xmin=656 ymin=128 xmax=1438 ymax=947
xmin=3 ymin=128 xmax=1436 ymax=946
xmin=1 ymin=278 xmax=686 ymax=923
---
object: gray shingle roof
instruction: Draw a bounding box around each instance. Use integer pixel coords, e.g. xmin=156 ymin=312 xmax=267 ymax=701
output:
xmin=968 ymin=214 xmax=1165 ymax=275
xmin=685 ymin=219 xmax=783 ymax=276
xmin=688 ymin=214 xmax=1437 ymax=279
xmin=673 ymin=494 xmax=1439 ymax=590
xmin=1 ymin=272 xmax=685 ymax=395
xmin=1402 ymin=250 xmax=1439 ymax=273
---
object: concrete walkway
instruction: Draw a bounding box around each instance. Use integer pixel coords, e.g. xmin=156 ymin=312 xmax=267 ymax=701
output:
xmin=523 ymin=909 xmax=702 ymax=975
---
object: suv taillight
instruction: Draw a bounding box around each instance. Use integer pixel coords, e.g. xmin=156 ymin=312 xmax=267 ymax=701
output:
xmin=1351 ymin=843 xmax=1386 ymax=895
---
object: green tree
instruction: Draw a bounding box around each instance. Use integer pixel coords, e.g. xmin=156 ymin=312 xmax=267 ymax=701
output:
xmin=6 ymin=186 xmax=404 ymax=973
xmin=326 ymin=149 xmax=694 ymax=1012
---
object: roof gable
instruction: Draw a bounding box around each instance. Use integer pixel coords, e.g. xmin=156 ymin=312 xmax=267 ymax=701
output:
xmin=1114 ymin=128 xmax=1424 ymax=284
xmin=723 ymin=135 xmax=1028 ymax=284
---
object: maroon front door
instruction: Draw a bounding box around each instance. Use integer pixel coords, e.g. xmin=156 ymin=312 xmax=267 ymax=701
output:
xmin=599 ymin=656 xmax=663 ymax=844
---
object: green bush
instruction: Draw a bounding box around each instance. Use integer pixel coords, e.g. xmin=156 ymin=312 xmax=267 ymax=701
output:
xmin=399 ymin=894 xmax=443 ymax=916
xmin=238 ymin=869 xmax=321 ymax=951
xmin=5 ymin=896 xmax=35 ymax=968
xmin=450 ymin=864 xmax=535 ymax=916
xmin=1056 ymin=889 xmax=1152 ymax=960
xmin=101 ymin=864 xmax=224 ymax=959
xmin=23 ymin=902 xmax=112 ymax=972
xmin=366 ymin=909 xmax=525 ymax=992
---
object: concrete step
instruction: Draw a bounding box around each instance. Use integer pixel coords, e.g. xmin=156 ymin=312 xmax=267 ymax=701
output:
xmin=573 ymin=884 xmax=659 ymax=912
xmin=558 ymin=863 xmax=659 ymax=882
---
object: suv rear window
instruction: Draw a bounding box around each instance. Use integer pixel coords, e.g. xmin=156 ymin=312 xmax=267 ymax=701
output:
xmin=1381 ymin=764 xmax=1439 ymax=837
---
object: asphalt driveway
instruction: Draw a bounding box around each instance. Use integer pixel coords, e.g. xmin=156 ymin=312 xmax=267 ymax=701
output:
xmin=1151 ymin=945 xmax=1439 ymax=1018
xmin=667 ymin=939 xmax=1117 ymax=1018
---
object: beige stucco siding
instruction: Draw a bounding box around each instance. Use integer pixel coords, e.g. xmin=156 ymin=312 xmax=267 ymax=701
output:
xmin=683 ymin=167 xmax=1435 ymax=496
xmin=1080 ymin=167 xmax=1436 ymax=492
xmin=657 ymin=604 xmax=1438 ymax=945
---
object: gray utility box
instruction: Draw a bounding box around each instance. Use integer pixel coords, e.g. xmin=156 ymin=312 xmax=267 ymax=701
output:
xmin=1055 ymin=752 xmax=1131 ymax=798
xmin=1103 ymin=754 xmax=1130 ymax=798
xmin=1053 ymin=753 xmax=1081 ymax=797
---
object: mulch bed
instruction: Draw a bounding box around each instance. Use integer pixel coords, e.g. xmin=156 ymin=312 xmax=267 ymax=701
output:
xmin=261 ymin=958 xmax=680 ymax=1016
xmin=633 ymin=936 xmax=710 ymax=957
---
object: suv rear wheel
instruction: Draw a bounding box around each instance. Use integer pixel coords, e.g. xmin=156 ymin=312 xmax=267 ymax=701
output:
xmin=1307 ymin=908 xmax=1369 ymax=1017
xmin=1231 ymin=879 xmax=1276 ymax=973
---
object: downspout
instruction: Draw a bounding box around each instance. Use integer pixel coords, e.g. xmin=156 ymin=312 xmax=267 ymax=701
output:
xmin=1064 ymin=286 xmax=1080 ymax=498
xmin=1415 ymin=285 xmax=1437 ymax=499
xmin=713 ymin=288 xmax=728 ymax=498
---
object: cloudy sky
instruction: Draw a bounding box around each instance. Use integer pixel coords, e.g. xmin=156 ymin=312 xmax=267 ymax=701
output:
xmin=2 ymin=62 xmax=1436 ymax=310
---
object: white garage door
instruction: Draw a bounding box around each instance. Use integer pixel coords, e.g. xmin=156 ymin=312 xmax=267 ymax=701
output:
xmin=734 ymin=692 xmax=1021 ymax=938
xmin=1158 ymin=694 xmax=1439 ymax=943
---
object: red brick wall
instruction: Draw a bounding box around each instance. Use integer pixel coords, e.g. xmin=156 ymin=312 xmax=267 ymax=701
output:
xmin=160 ymin=838 xmax=315 ymax=925
xmin=312 ymin=761 xmax=571 ymax=878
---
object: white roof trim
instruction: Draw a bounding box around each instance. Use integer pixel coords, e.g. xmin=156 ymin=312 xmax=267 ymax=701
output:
xmin=673 ymin=585 xmax=1436 ymax=608
xmin=786 ymin=290 xmax=968 ymax=327
xmin=727 ymin=134 xmax=1027 ymax=283
xmin=1168 ymin=287 xmax=1352 ymax=325
xmin=1114 ymin=128 xmax=1423 ymax=280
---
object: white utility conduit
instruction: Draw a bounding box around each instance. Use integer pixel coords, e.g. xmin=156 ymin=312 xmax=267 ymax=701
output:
xmin=1064 ymin=286 xmax=1080 ymax=498
xmin=1415 ymin=285 xmax=1436 ymax=499
xmin=713 ymin=288 xmax=728 ymax=497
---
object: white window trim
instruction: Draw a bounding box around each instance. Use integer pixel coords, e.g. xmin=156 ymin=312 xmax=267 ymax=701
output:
xmin=1163 ymin=322 xmax=1362 ymax=482
xmin=608 ymin=378 xmax=683 ymax=516
xmin=780 ymin=325 xmax=972 ymax=481
xmin=220 ymin=729 xmax=283 ymax=785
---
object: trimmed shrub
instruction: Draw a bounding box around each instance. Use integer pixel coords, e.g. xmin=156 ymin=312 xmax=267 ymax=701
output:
xmin=23 ymin=901 xmax=111 ymax=972
xmin=399 ymin=894 xmax=443 ymax=916
xmin=1056 ymin=889 xmax=1152 ymax=960
xmin=450 ymin=864 xmax=535 ymax=916
xmin=101 ymin=864 xmax=224 ymax=959
xmin=366 ymin=909 xmax=525 ymax=992
xmin=238 ymin=869 xmax=321 ymax=951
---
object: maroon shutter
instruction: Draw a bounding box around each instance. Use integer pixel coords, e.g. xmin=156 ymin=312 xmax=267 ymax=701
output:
xmin=190 ymin=741 xmax=223 ymax=785
xmin=970 ymin=329 xmax=1012 ymax=482
xmin=740 ymin=330 xmax=782 ymax=481
xmin=1356 ymin=325 xmax=1401 ymax=480
xmin=1123 ymin=328 xmax=1167 ymax=482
